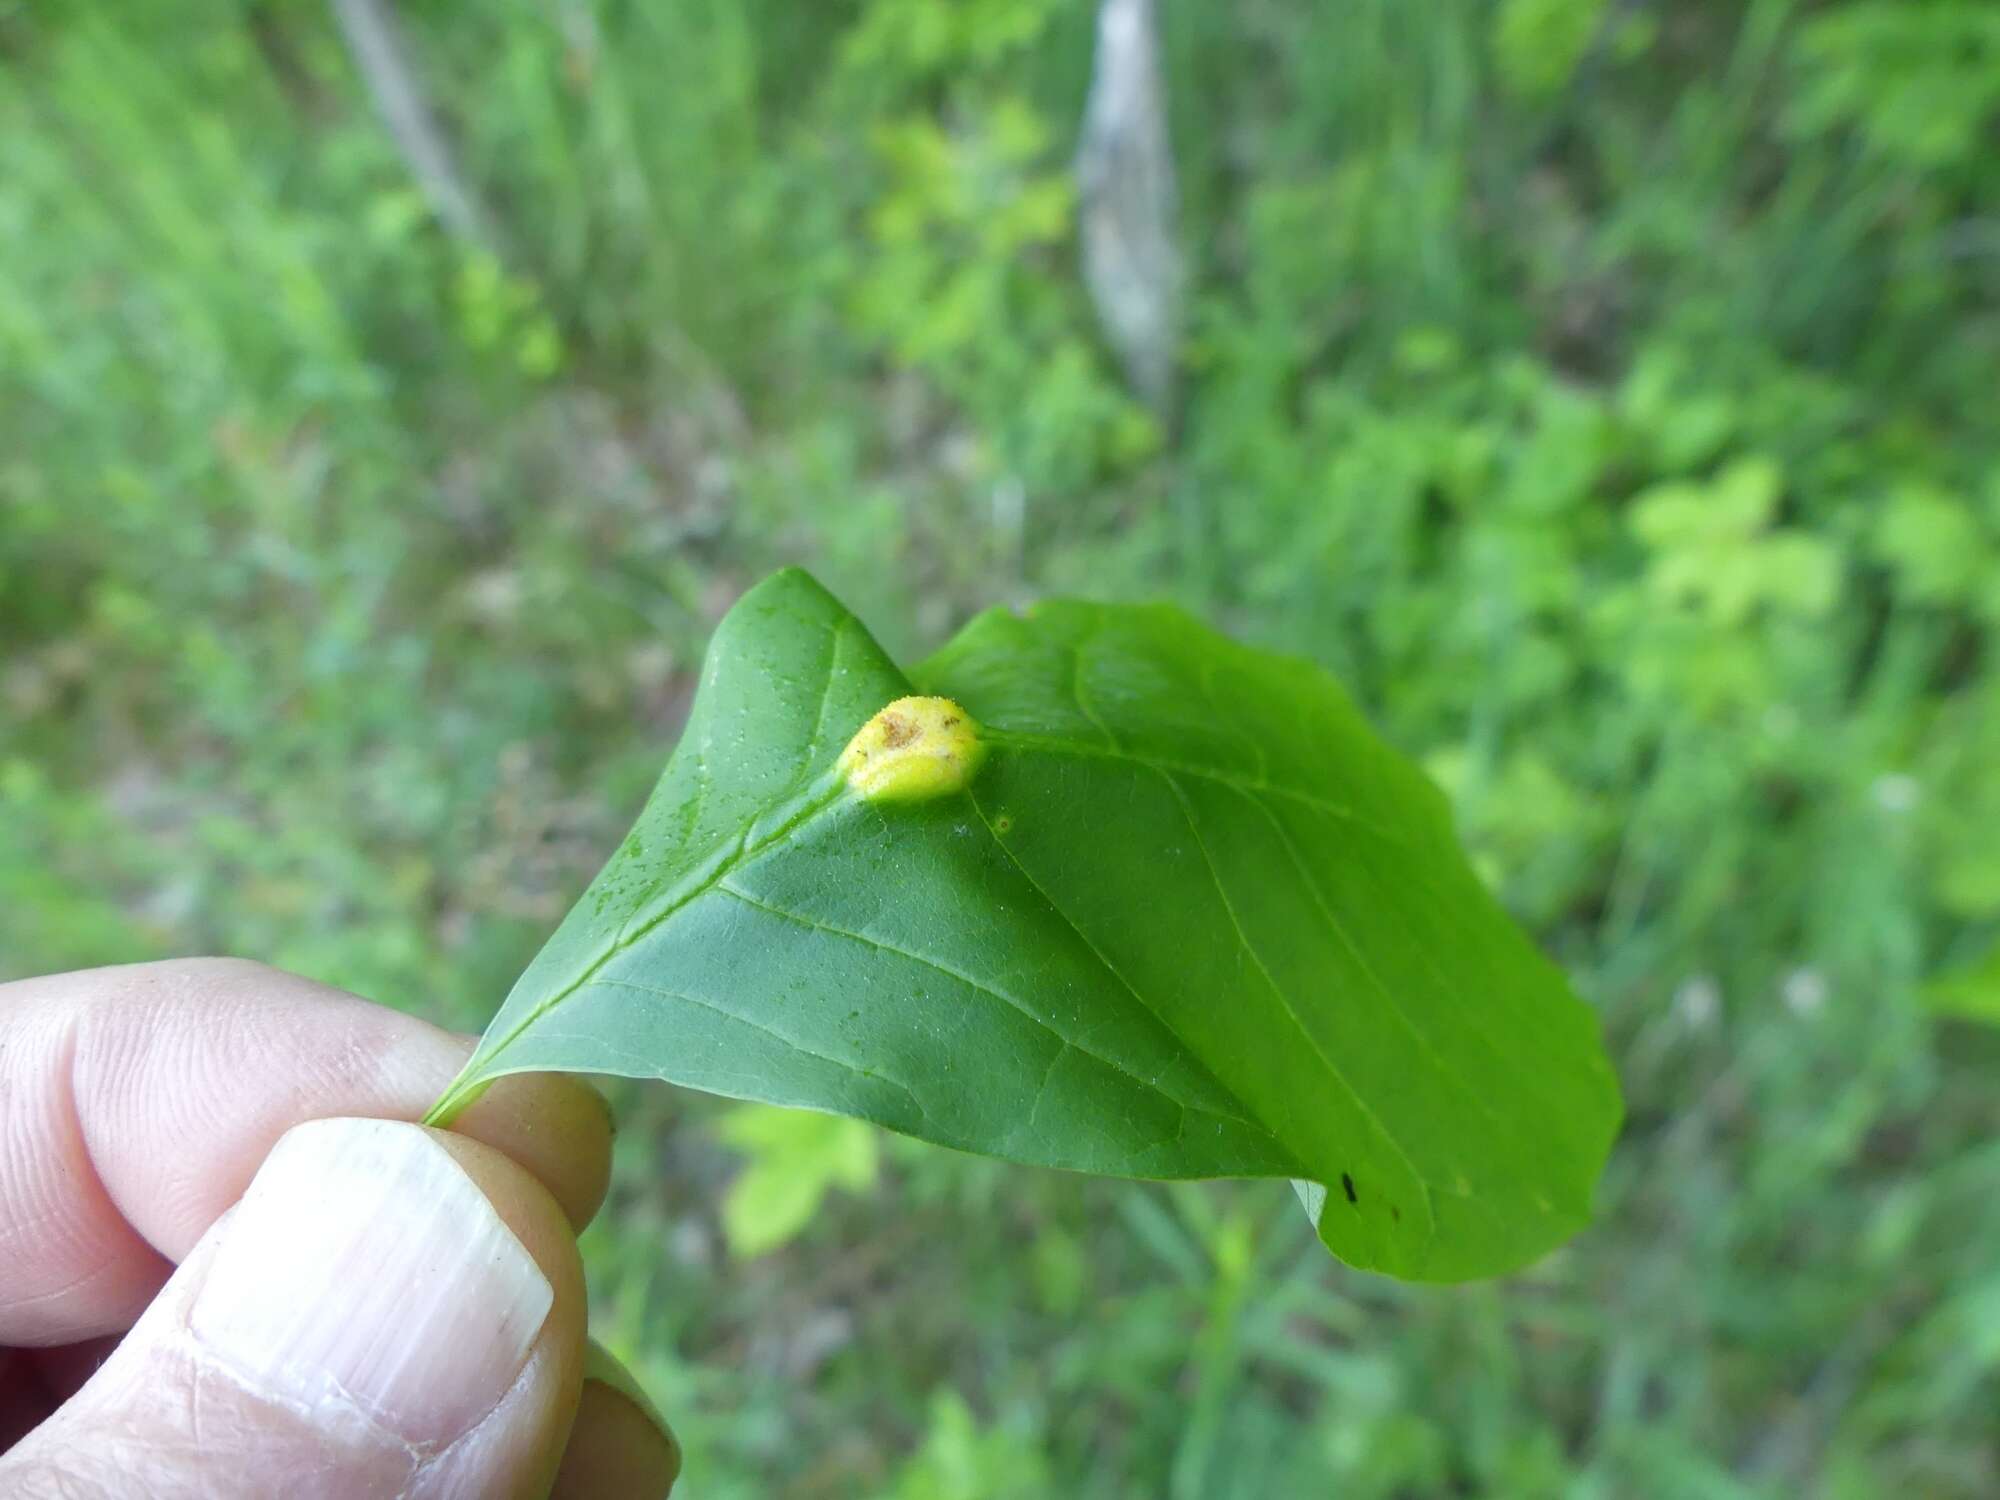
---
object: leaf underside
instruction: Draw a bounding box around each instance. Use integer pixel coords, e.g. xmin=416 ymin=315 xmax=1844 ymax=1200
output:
xmin=440 ymin=569 xmax=1621 ymax=1281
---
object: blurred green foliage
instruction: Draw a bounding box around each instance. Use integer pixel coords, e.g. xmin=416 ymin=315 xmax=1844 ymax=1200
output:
xmin=3 ymin=0 xmax=1997 ymax=1493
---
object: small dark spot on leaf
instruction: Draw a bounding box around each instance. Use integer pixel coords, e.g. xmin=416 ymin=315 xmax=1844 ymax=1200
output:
xmin=1341 ymin=1173 xmax=1357 ymax=1205
xmin=1390 ymin=1205 xmax=1401 ymax=1223
xmin=941 ymin=715 xmax=960 ymax=727
xmin=879 ymin=713 xmax=917 ymax=748
xmin=994 ymin=814 xmax=1014 ymax=833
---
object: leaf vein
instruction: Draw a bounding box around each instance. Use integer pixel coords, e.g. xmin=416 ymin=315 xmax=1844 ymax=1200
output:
xmin=1158 ymin=769 xmax=1436 ymax=1231
xmin=1250 ymin=786 xmax=1522 ymax=1157
xmin=984 ymin=728 xmax=1410 ymax=846
xmin=590 ymin=976 xmax=929 ymax=1123
xmin=963 ymin=791 xmax=1301 ymax=1167
xmin=715 ymin=881 xmax=1251 ymax=1136
xmin=1066 ymin=632 xmax=1124 ymax=750
xmin=797 ymin=614 xmax=852 ymax=775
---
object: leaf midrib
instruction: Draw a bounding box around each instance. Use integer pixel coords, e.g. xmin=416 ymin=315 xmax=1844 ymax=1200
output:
xmin=463 ymin=772 xmax=850 ymax=1086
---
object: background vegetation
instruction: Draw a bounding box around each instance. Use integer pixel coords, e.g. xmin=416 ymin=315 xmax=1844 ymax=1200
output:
xmin=4 ymin=0 xmax=1998 ymax=1493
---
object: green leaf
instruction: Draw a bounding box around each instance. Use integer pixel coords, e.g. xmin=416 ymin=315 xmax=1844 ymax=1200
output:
xmin=888 ymin=1391 xmax=1051 ymax=1500
xmin=1492 ymin=0 xmax=1609 ymax=100
xmin=716 ymin=1103 xmax=881 ymax=1258
xmin=1924 ymin=942 xmax=2000 ymax=1027
xmin=431 ymin=569 xmax=1620 ymax=1281
xmin=1870 ymin=483 xmax=1991 ymax=606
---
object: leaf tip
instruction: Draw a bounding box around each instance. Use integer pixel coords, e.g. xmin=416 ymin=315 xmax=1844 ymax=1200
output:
xmin=838 ymin=695 xmax=987 ymax=803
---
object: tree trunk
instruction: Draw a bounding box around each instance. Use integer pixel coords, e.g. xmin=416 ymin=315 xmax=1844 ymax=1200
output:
xmin=329 ymin=0 xmax=498 ymax=249
xmin=1076 ymin=0 xmax=1182 ymax=415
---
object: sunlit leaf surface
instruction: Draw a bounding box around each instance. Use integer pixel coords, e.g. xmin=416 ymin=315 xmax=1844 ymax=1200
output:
xmin=435 ymin=570 xmax=1620 ymax=1280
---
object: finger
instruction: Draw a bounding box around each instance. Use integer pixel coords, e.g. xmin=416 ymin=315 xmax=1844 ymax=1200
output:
xmin=550 ymin=1342 xmax=682 ymax=1499
xmin=11 ymin=1336 xmax=119 ymax=1416
xmin=1 ymin=1336 xmax=123 ymax=1452
xmin=0 ymin=1352 xmax=45 ymax=1453
xmin=451 ymin=1063 xmax=616 ymax=1232
xmin=0 ymin=958 xmax=610 ymax=1344
xmin=0 ymin=1118 xmax=588 ymax=1499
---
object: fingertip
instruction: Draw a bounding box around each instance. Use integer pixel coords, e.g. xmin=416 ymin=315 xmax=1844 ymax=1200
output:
xmin=447 ymin=1073 xmax=615 ymax=1232
xmin=551 ymin=1345 xmax=681 ymax=1500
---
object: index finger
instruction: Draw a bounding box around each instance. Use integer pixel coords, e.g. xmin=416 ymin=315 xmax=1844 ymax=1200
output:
xmin=0 ymin=958 xmax=612 ymax=1345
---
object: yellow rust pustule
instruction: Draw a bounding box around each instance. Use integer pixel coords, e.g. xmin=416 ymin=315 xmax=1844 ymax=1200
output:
xmin=837 ymin=696 xmax=986 ymax=802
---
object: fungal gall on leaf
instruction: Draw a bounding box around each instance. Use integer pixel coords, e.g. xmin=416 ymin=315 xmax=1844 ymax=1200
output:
xmin=838 ymin=695 xmax=986 ymax=803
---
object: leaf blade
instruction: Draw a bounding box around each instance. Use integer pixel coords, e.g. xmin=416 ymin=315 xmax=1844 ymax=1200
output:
xmin=917 ymin=599 xmax=1620 ymax=1278
xmin=438 ymin=573 xmax=1621 ymax=1281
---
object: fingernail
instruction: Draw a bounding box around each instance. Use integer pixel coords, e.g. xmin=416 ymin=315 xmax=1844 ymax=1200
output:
xmin=188 ymin=1117 xmax=553 ymax=1443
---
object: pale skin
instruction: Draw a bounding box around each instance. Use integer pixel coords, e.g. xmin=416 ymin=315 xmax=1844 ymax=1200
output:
xmin=0 ymin=958 xmax=679 ymax=1498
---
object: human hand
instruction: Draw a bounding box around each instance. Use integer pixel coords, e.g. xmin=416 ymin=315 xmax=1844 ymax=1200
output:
xmin=0 ymin=958 xmax=680 ymax=1498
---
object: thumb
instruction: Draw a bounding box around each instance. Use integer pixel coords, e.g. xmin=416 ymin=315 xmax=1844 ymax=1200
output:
xmin=0 ymin=1118 xmax=587 ymax=1499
